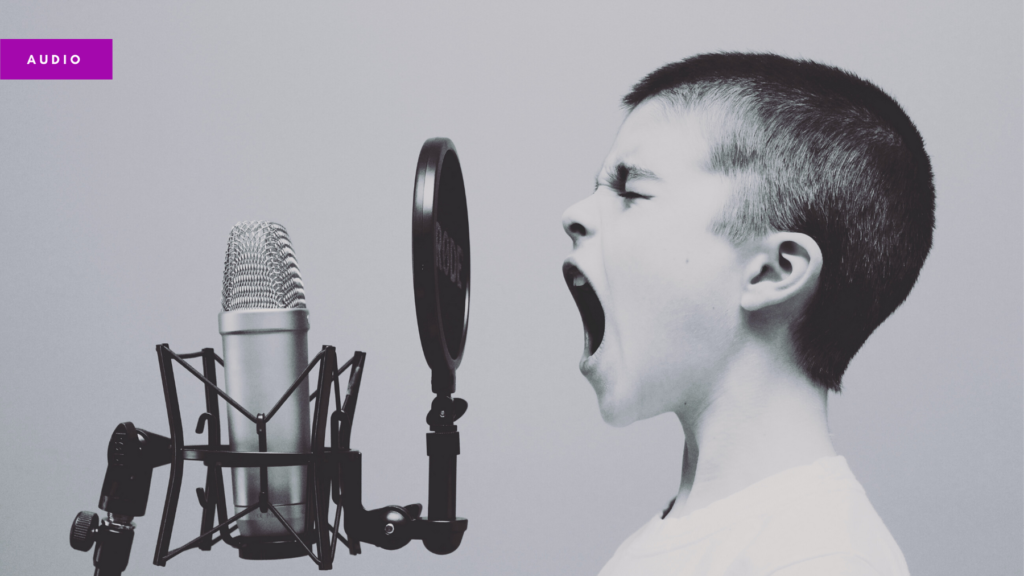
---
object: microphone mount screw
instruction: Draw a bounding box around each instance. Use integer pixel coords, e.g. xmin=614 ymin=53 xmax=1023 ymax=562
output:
xmin=70 ymin=511 xmax=99 ymax=552
xmin=384 ymin=523 xmax=395 ymax=535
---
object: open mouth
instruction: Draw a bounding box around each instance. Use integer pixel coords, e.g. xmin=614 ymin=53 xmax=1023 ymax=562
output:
xmin=563 ymin=262 xmax=605 ymax=356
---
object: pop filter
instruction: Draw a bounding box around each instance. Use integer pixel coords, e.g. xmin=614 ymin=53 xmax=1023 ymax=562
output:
xmin=412 ymin=138 xmax=470 ymax=395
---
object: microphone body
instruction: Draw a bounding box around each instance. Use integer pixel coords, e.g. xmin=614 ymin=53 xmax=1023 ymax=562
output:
xmin=220 ymin=309 xmax=310 ymax=538
xmin=219 ymin=221 xmax=310 ymax=539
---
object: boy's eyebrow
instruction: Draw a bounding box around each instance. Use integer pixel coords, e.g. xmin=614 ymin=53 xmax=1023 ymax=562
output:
xmin=595 ymin=162 xmax=660 ymax=190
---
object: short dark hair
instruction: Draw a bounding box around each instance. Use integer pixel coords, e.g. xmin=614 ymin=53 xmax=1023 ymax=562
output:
xmin=624 ymin=53 xmax=935 ymax=391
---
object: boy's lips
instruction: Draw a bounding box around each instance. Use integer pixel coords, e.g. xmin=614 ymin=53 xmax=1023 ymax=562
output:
xmin=563 ymin=261 xmax=606 ymax=359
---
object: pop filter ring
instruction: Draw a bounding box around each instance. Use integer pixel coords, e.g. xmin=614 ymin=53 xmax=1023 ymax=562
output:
xmin=412 ymin=138 xmax=471 ymax=394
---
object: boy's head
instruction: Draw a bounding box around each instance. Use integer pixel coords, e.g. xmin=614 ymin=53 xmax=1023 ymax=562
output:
xmin=563 ymin=53 xmax=934 ymax=424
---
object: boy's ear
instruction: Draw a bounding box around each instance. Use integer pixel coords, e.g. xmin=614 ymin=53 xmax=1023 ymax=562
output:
xmin=740 ymin=232 xmax=822 ymax=313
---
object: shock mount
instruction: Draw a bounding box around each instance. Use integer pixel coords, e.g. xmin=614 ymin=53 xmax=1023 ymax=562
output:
xmin=69 ymin=344 xmax=468 ymax=574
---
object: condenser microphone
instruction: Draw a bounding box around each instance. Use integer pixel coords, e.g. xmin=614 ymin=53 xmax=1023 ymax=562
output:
xmin=219 ymin=221 xmax=311 ymax=539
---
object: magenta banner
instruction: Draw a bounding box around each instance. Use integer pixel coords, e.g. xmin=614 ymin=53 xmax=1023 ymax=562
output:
xmin=0 ymin=39 xmax=113 ymax=80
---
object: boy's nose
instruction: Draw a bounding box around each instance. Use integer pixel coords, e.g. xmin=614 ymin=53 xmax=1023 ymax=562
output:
xmin=562 ymin=197 xmax=596 ymax=246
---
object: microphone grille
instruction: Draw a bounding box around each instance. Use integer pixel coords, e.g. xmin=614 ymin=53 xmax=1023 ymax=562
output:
xmin=221 ymin=221 xmax=307 ymax=311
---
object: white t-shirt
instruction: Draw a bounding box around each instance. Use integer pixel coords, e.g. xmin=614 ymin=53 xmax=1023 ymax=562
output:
xmin=598 ymin=456 xmax=909 ymax=576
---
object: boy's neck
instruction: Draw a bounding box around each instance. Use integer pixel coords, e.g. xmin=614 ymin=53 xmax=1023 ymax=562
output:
xmin=667 ymin=346 xmax=835 ymax=519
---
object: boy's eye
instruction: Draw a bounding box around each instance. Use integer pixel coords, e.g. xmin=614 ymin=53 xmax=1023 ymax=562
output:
xmin=615 ymin=189 xmax=651 ymax=203
xmin=595 ymin=162 xmax=657 ymax=204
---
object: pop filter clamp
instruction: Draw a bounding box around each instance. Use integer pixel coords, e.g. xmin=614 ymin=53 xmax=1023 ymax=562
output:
xmin=68 ymin=138 xmax=471 ymax=574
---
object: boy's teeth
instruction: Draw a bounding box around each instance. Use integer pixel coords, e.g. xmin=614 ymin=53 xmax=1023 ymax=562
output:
xmin=573 ymin=276 xmax=586 ymax=287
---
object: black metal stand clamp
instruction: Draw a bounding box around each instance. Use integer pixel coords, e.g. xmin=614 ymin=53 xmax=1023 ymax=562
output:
xmin=69 ymin=422 xmax=173 ymax=576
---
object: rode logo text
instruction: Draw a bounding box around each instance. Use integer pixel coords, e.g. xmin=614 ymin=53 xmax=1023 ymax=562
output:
xmin=435 ymin=222 xmax=464 ymax=289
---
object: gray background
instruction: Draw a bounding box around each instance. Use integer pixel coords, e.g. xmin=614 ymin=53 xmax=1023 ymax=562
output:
xmin=1 ymin=1 xmax=1020 ymax=575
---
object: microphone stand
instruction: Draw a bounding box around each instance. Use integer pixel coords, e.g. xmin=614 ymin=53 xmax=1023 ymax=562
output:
xmin=69 ymin=344 xmax=469 ymax=574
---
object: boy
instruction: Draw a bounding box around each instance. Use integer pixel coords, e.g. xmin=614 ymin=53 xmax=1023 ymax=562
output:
xmin=561 ymin=53 xmax=933 ymax=575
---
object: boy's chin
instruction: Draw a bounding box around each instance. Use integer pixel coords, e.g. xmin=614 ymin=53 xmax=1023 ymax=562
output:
xmin=595 ymin=393 xmax=643 ymax=428
xmin=586 ymin=366 xmax=652 ymax=427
